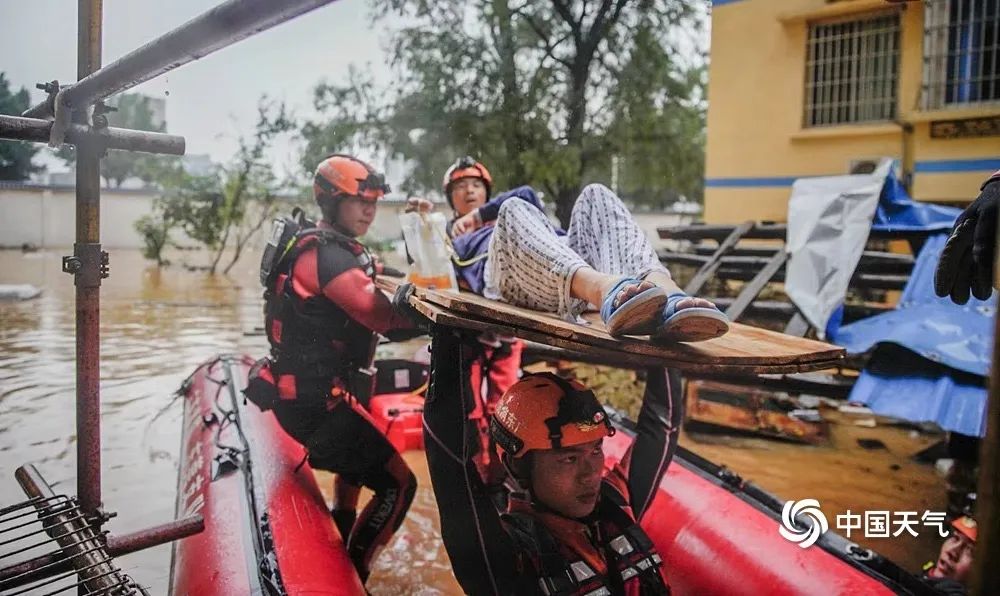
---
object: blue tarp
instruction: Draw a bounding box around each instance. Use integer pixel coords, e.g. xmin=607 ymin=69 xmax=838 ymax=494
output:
xmin=833 ymin=234 xmax=995 ymax=377
xmin=815 ymin=165 xmax=961 ymax=338
xmin=870 ymin=171 xmax=962 ymax=233
xmin=847 ymin=345 xmax=988 ymax=437
xmin=827 ymin=171 xmax=994 ymax=436
xmin=832 ymin=233 xmax=994 ymax=437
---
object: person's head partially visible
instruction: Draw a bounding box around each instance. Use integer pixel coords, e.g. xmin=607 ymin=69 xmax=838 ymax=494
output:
xmin=490 ymin=373 xmax=614 ymax=519
xmin=928 ymin=515 xmax=977 ymax=583
xmin=442 ymin=156 xmax=492 ymax=217
xmin=313 ymin=154 xmax=390 ymax=238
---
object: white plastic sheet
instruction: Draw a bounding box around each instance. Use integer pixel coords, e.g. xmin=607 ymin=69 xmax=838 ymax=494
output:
xmin=785 ymin=159 xmax=893 ymax=338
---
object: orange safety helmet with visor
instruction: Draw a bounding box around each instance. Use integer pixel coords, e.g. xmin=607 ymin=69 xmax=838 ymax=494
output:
xmin=442 ymin=156 xmax=492 ymax=208
xmin=490 ymin=373 xmax=614 ymax=459
xmin=313 ymin=154 xmax=391 ymax=203
xmin=950 ymin=515 xmax=977 ymax=542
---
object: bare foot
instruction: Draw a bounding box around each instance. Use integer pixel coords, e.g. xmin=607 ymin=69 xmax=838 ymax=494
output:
xmin=605 ymin=279 xmax=657 ymax=309
xmin=672 ymin=296 xmax=719 ymax=312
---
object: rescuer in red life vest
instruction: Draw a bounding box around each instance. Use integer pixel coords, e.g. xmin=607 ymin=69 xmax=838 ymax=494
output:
xmin=246 ymin=154 xmax=422 ymax=583
xmin=420 ymin=331 xmax=677 ymax=595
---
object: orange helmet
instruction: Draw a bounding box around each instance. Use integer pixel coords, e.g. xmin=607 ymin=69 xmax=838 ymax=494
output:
xmin=313 ymin=154 xmax=390 ymax=203
xmin=950 ymin=515 xmax=977 ymax=542
xmin=490 ymin=373 xmax=614 ymax=458
xmin=442 ymin=156 xmax=492 ymax=206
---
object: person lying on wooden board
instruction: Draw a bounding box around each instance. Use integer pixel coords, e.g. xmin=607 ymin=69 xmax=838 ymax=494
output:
xmin=405 ymin=156 xmax=729 ymax=343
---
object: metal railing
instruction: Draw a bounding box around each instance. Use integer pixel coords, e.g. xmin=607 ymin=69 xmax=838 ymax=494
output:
xmin=804 ymin=11 xmax=900 ymax=127
xmin=922 ymin=0 xmax=1000 ymax=110
xmin=0 ymin=466 xmax=145 ymax=595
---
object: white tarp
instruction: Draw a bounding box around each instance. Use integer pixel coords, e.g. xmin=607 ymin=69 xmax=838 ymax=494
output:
xmin=785 ymin=158 xmax=894 ymax=338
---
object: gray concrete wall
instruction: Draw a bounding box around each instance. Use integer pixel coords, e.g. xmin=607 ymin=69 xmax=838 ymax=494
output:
xmin=0 ymin=185 xmax=694 ymax=251
xmin=0 ymin=186 xmax=161 ymax=249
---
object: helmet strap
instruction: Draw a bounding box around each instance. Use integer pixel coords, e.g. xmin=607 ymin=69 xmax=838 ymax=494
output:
xmin=316 ymin=193 xmax=340 ymax=224
xmin=501 ymin=452 xmax=532 ymax=492
xmin=537 ymin=373 xmax=609 ymax=449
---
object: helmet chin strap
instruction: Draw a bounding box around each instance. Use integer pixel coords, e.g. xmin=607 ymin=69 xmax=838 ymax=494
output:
xmin=502 ymin=452 xmax=532 ymax=497
xmin=317 ymin=195 xmax=357 ymax=238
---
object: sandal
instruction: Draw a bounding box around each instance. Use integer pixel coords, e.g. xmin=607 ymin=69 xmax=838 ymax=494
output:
xmin=650 ymin=292 xmax=730 ymax=343
xmin=600 ymin=278 xmax=668 ymax=337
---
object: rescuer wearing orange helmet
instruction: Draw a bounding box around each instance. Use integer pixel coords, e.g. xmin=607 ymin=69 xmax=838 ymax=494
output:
xmin=246 ymin=154 xmax=421 ymax=583
xmin=407 ymin=155 xmax=729 ymax=344
xmin=420 ymin=324 xmax=678 ymax=594
xmin=920 ymin=514 xmax=977 ymax=594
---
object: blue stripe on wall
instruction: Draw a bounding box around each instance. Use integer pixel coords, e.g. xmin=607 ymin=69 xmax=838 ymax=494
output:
xmin=915 ymin=158 xmax=1000 ymax=173
xmin=707 ymin=159 xmax=1000 ymax=188
xmin=712 ymin=0 xmax=747 ymax=6
xmin=704 ymin=177 xmax=799 ymax=188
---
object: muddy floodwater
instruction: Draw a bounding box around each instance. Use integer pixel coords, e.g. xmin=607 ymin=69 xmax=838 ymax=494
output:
xmin=1 ymin=248 xmax=945 ymax=593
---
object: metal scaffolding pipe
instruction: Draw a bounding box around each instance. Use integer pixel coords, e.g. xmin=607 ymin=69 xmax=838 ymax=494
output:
xmin=0 ymin=516 xmax=204 ymax=589
xmin=0 ymin=115 xmax=185 ymax=155
xmin=75 ymin=0 xmax=104 ymax=519
xmin=14 ymin=465 xmax=123 ymax=593
xmin=105 ymin=516 xmax=205 ymax=556
xmin=23 ymin=0 xmax=337 ymax=118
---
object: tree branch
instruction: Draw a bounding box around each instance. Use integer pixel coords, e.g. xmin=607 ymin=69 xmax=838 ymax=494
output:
xmin=524 ymin=15 xmax=572 ymax=68
xmin=550 ymin=0 xmax=582 ymax=45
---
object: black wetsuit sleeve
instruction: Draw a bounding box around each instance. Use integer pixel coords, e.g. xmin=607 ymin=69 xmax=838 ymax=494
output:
xmin=423 ymin=329 xmax=520 ymax=596
xmin=624 ymin=368 xmax=682 ymax=520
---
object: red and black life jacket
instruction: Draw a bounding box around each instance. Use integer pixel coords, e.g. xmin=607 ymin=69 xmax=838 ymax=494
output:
xmin=261 ymin=214 xmax=377 ymax=386
xmin=503 ymin=484 xmax=669 ymax=596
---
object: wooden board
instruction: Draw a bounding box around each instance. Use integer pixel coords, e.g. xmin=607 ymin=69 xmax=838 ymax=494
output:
xmin=380 ymin=278 xmax=845 ymax=375
xmin=408 ymin=298 xmax=831 ymax=375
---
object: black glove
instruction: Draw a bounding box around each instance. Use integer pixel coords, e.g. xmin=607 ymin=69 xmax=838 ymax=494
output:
xmin=381 ymin=266 xmax=406 ymax=278
xmin=934 ymin=179 xmax=998 ymax=304
xmin=390 ymin=282 xmax=426 ymax=329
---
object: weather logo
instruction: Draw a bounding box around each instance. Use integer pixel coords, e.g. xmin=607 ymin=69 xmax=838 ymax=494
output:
xmin=779 ymin=499 xmax=829 ymax=549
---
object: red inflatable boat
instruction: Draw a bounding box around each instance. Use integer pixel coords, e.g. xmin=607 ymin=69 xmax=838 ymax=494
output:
xmin=170 ymin=355 xmax=935 ymax=595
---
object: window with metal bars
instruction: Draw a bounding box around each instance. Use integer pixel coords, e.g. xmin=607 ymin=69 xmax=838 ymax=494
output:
xmin=923 ymin=0 xmax=1000 ymax=109
xmin=804 ymin=12 xmax=900 ymax=127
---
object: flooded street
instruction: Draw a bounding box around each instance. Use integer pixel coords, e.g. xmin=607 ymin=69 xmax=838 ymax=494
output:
xmin=0 ymin=248 xmax=269 ymax=593
xmin=0 ymin=247 xmax=944 ymax=593
xmin=0 ymin=247 xmax=459 ymax=594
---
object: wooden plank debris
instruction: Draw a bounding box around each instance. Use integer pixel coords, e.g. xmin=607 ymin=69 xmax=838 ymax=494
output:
xmin=658 ymin=222 xmax=943 ymax=243
xmin=724 ymin=250 xmax=788 ymax=320
xmin=685 ymin=221 xmax=754 ymax=295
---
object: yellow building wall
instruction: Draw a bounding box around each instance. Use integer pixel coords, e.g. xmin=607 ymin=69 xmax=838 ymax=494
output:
xmin=704 ymin=0 xmax=1000 ymax=224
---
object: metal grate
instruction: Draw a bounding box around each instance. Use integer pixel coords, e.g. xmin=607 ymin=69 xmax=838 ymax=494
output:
xmin=923 ymin=0 xmax=1000 ymax=109
xmin=0 ymin=495 xmax=144 ymax=596
xmin=804 ymin=12 xmax=901 ymax=127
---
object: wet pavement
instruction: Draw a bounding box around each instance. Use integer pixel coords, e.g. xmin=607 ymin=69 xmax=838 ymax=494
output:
xmin=0 ymin=248 xmax=946 ymax=593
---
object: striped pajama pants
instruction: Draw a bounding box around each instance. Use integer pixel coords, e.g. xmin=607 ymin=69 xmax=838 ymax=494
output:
xmin=483 ymin=183 xmax=669 ymax=320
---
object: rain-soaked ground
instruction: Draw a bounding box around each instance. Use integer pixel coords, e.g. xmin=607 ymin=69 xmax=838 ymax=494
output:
xmin=0 ymin=248 xmax=946 ymax=593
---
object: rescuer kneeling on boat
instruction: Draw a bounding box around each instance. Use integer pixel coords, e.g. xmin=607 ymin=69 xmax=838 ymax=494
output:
xmin=245 ymin=154 xmax=421 ymax=583
xmin=423 ymin=352 xmax=677 ymax=594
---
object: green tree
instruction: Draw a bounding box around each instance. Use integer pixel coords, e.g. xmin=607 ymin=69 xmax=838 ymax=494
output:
xmin=137 ymin=98 xmax=295 ymax=274
xmin=58 ymin=93 xmax=169 ymax=188
xmin=0 ymin=73 xmax=44 ymax=180
xmin=134 ymin=206 xmax=177 ymax=267
xmin=605 ymin=18 xmax=706 ymax=207
xmin=300 ymin=0 xmax=705 ymax=226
